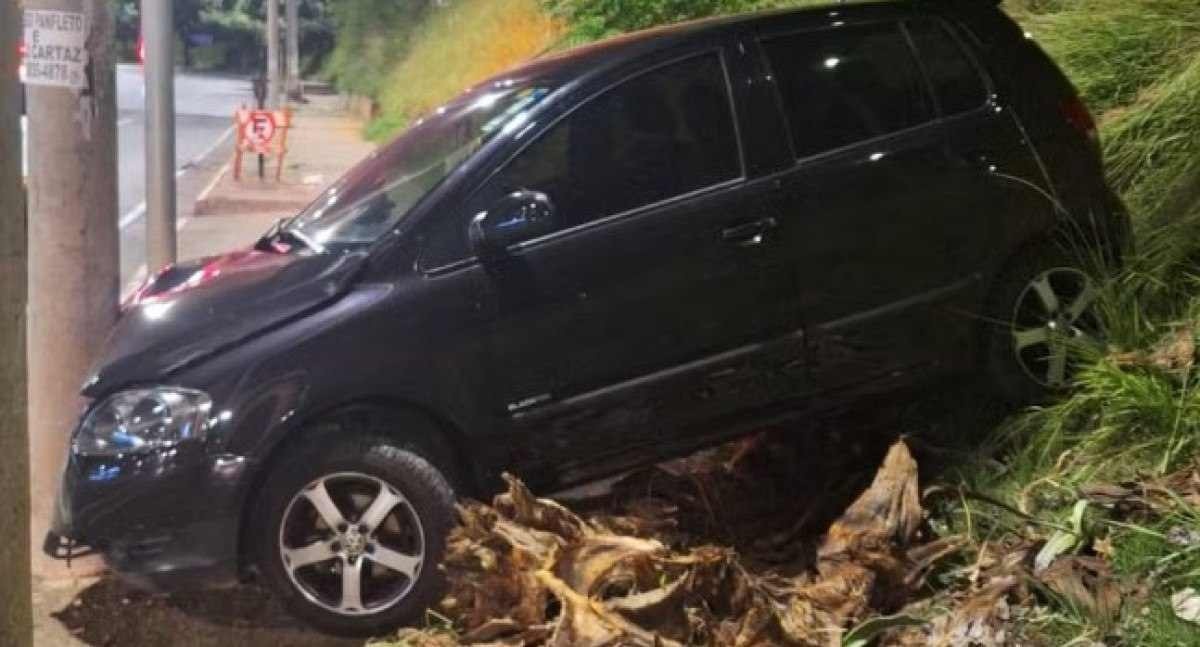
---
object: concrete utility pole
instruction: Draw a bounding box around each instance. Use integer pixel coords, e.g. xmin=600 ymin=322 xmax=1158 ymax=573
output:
xmin=267 ymin=0 xmax=281 ymax=107
xmin=26 ymin=0 xmax=119 ymax=579
xmin=0 ymin=0 xmax=32 ymax=642
xmin=286 ymin=0 xmax=303 ymax=101
xmin=142 ymin=0 xmax=177 ymax=271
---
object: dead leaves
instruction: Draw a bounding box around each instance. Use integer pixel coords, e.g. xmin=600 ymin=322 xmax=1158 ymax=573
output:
xmin=1082 ymin=460 xmax=1200 ymax=517
xmin=1110 ymin=323 xmax=1197 ymax=374
xmin=395 ymin=440 xmax=956 ymax=647
xmin=1039 ymin=556 xmax=1122 ymax=627
xmin=922 ymin=576 xmax=1019 ymax=647
xmin=381 ymin=435 xmax=1200 ymax=647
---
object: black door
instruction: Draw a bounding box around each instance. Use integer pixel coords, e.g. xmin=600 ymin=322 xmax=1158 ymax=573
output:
xmin=421 ymin=50 xmax=790 ymax=482
xmin=753 ymin=18 xmax=1029 ymax=395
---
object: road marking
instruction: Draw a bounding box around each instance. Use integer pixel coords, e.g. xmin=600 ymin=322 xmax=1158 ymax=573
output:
xmin=196 ymin=161 xmax=231 ymax=206
xmin=118 ymin=125 xmax=236 ymax=230
xmin=117 ymin=117 xmax=135 ymax=127
xmin=118 ymin=201 xmax=147 ymax=230
xmin=118 ymin=123 xmax=238 ymax=296
xmin=181 ymin=125 xmax=235 ymax=171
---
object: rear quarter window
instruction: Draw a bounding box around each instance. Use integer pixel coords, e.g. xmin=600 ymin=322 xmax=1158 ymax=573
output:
xmin=906 ymin=19 xmax=989 ymax=116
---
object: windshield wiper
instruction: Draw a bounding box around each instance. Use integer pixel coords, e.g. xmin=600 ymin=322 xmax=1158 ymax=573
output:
xmin=280 ymin=226 xmax=325 ymax=253
xmin=255 ymin=217 xmax=326 ymax=254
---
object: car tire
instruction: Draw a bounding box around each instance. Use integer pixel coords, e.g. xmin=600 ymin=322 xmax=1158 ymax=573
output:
xmin=982 ymin=242 xmax=1101 ymax=403
xmin=254 ymin=432 xmax=456 ymax=637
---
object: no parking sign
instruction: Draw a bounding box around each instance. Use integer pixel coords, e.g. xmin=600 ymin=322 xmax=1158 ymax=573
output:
xmin=242 ymin=111 xmax=277 ymax=153
xmin=234 ymin=108 xmax=292 ymax=181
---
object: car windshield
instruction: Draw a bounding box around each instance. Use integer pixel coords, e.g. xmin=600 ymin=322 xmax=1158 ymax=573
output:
xmin=285 ymin=82 xmax=552 ymax=247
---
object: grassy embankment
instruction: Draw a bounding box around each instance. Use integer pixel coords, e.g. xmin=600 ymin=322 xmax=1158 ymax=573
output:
xmin=353 ymin=0 xmax=565 ymax=141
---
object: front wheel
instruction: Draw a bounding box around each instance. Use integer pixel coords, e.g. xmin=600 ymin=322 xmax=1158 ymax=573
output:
xmin=254 ymin=436 xmax=456 ymax=636
xmin=983 ymin=245 xmax=1102 ymax=402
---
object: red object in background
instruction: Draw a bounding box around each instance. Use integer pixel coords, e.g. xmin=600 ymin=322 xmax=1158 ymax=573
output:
xmin=137 ymin=36 xmax=145 ymax=65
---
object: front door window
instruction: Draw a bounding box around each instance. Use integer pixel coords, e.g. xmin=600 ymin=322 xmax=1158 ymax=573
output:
xmin=422 ymin=51 xmax=742 ymax=268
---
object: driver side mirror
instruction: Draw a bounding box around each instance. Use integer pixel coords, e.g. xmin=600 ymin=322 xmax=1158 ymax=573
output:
xmin=468 ymin=190 xmax=557 ymax=259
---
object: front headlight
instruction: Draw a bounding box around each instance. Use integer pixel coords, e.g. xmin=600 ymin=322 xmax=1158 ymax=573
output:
xmin=74 ymin=387 xmax=213 ymax=457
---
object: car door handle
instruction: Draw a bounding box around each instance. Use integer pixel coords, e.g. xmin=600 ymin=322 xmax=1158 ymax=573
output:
xmin=721 ymin=217 xmax=777 ymax=246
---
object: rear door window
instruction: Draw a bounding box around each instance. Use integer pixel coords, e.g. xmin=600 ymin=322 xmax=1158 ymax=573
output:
xmin=760 ymin=23 xmax=933 ymax=159
xmin=906 ymin=20 xmax=988 ymax=116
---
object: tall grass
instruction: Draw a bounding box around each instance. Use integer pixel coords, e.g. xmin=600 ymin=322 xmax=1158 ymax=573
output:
xmin=365 ymin=0 xmax=564 ymax=141
xmin=1012 ymin=0 xmax=1200 ymax=115
xmin=1009 ymin=0 xmax=1200 ymax=261
xmin=1104 ymin=56 xmax=1200 ymax=226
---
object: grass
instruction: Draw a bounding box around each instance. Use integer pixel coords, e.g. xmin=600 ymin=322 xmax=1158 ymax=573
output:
xmin=364 ymin=0 xmax=564 ymax=141
xmin=923 ymin=298 xmax=1200 ymax=645
xmin=1008 ymin=0 xmax=1200 ymax=237
xmin=1104 ymin=55 xmax=1200 ymax=226
xmin=1010 ymin=0 xmax=1200 ymax=116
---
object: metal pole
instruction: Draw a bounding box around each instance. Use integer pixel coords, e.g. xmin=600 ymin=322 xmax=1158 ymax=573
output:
xmin=0 ymin=0 xmax=32 ymax=641
xmin=286 ymin=0 xmax=302 ymax=101
xmin=26 ymin=0 xmax=118 ymax=581
xmin=142 ymin=0 xmax=177 ymax=272
xmin=266 ymin=0 xmax=281 ymax=108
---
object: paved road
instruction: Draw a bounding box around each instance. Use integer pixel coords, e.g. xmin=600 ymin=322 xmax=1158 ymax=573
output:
xmin=115 ymin=64 xmax=253 ymax=285
xmin=22 ymin=66 xmax=252 ymax=285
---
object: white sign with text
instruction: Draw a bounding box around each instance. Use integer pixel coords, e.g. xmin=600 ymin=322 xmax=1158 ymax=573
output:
xmin=23 ymin=10 xmax=89 ymax=89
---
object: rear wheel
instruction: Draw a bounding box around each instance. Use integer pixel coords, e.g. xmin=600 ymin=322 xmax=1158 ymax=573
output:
xmin=255 ymin=435 xmax=456 ymax=636
xmin=983 ymin=245 xmax=1101 ymax=402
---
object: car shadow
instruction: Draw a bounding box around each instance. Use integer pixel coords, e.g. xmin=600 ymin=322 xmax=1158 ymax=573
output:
xmin=49 ymin=577 xmax=359 ymax=647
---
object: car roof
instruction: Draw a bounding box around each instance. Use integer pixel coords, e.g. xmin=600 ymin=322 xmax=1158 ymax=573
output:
xmin=466 ymin=0 xmax=924 ymax=91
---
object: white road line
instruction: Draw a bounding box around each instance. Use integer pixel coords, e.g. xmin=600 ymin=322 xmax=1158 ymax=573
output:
xmin=118 ymin=125 xmax=235 ymax=230
xmin=181 ymin=125 xmax=235 ymax=171
xmin=117 ymin=117 xmax=135 ymax=127
xmin=118 ymin=201 xmax=147 ymax=230
xmin=195 ymin=161 xmax=231 ymax=205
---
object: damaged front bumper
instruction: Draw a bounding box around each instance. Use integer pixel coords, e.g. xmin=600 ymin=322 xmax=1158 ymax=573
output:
xmin=45 ymin=445 xmax=254 ymax=592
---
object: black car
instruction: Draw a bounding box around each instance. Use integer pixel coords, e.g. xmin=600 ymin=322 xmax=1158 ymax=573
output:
xmin=48 ymin=0 xmax=1128 ymax=636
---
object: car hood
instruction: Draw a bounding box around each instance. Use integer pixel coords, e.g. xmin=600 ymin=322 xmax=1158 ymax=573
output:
xmin=84 ymin=248 xmax=368 ymax=397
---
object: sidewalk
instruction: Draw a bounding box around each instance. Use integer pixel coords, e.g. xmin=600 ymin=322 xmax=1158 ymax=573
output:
xmin=174 ymin=92 xmax=376 ymax=278
xmin=34 ymin=93 xmax=376 ymax=647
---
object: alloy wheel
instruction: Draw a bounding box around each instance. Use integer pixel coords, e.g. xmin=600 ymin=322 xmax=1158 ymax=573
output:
xmin=1010 ymin=267 xmax=1099 ymax=388
xmin=278 ymin=471 xmax=425 ymax=616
